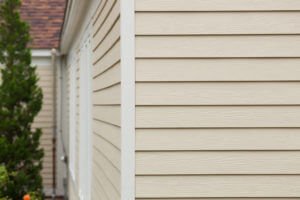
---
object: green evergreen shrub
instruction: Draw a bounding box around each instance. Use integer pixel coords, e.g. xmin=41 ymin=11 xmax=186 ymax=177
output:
xmin=0 ymin=165 xmax=9 ymax=193
xmin=0 ymin=0 xmax=44 ymax=199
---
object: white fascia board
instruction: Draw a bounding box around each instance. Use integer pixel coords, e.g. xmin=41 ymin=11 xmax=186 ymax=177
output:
xmin=120 ymin=0 xmax=135 ymax=199
xmin=60 ymin=0 xmax=98 ymax=54
xmin=32 ymin=49 xmax=52 ymax=57
xmin=60 ymin=0 xmax=88 ymax=53
xmin=31 ymin=49 xmax=57 ymax=66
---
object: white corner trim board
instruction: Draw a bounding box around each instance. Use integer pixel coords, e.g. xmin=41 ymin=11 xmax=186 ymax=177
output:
xmin=120 ymin=0 xmax=135 ymax=199
xmin=69 ymin=61 xmax=77 ymax=182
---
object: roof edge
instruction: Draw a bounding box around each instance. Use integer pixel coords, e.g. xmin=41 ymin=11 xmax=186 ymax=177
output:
xmin=60 ymin=0 xmax=91 ymax=54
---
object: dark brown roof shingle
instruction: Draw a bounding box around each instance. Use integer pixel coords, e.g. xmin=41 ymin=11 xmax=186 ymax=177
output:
xmin=20 ymin=0 xmax=66 ymax=49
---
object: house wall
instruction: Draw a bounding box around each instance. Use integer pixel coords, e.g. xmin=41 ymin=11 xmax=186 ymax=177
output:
xmin=32 ymin=56 xmax=55 ymax=195
xmin=92 ymin=0 xmax=121 ymax=199
xmin=135 ymin=0 xmax=300 ymax=199
xmin=65 ymin=4 xmax=90 ymax=200
xmin=65 ymin=0 xmax=122 ymax=199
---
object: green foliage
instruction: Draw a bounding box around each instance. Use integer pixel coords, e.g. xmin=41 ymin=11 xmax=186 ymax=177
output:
xmin=0 ymin=166 xmax=11 ymax=200
xmin=0 ymin=0 xmax=44 ymax=199
xmin=0 ymin=165 xmax=9 ymax=191
xmin=28 ymin=192 xmax=42 ymax=200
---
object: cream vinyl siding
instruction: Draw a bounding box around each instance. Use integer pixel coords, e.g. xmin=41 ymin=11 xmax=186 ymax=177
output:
xmin=135 ymin=0 xmax=300 ymax=11
xmin=92 ymin=0 xmax=121 ymax=199
xmin=33 ymin=66 xmax=54 ymax=191
xmin=135 ymin=0 xmax=300 ymax=199
xmin=69 ymin=180 xmax=80 ymax=200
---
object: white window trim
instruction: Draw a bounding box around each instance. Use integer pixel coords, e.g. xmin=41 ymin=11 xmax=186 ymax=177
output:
xmin=120 ymin=0 xmax=135 ymax=199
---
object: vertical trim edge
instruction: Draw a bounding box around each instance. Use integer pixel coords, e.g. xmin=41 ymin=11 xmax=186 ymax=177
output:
xmin=121 ymin=0 xmax=135 ymax=199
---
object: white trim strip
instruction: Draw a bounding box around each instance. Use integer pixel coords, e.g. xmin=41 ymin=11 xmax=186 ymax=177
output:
xmin=69 ymin=60 xmax=77 ymax=183
xmin=121 ymin=0 xmax=135 ymax=199
xmin=60 ymin=0 xmax=99 ymax=54
xmin=32 ymin=49 xmax=53 ymax=57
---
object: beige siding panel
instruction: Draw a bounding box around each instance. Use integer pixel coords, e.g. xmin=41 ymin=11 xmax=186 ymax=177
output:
xmin=136 ymin=128 xmax=300 ymax=151
xmin=93 ymin=19 xmax=120 ymax=63
xmin=34 ymin=119 xmax=53 ymax=124
xmin=93 ymin=0 xmax=117 ymax=35
xmin=136 ymin=36 xmax=300 ymax=58
xmin=93 ymin=84 xmax=121 ymax=105
xmin=135 ymin=0 xmax=300 ymax=11
xmin=136 ymin=58 xmax=300 ymax=81
xmin=39 ymin=74 xmax=53 ymax=80
xmin=69 ymin=180 xmax=80 ymax=200
xmin=136 ymin=12 xmax=300 ymax=35
xmin=136 ymin=151 xmax=300 ymax=175
xmin=93 ymin=162 xmax=120 ymax=200
xmin=38 ymin=81 xmax=54 ymax=87
xmin=93 ymin=41 xmax=120 ymax=75
xmin=136 ymin=106 xmax=300 ymax=128
xmin=93 ymin=133 xmax=121 ymax=170
xmin=92 ymin=181 xmax=109 ymax=200
xmin=36 ymin=68 xmax=53 ymax=74
xmin=93 ymin=106 xmax=121 ymax=126
xmin=93 ymin=148 xmax=121 ymax=191
xmin=42 ymin=99 xmax=54 ymax=106
xmin=39 ymin=104 xmax=54 ymax=111
xmin=93 ymin=62 xmax=120 ymax=91
xmin=35 ymin=67 xmax=54 ymax=191
xmin=92 ymin=0 xmax=121 ymax=198
xmin=137 ymin=197 xmax=298 ymax=200
xmin=135 ymin=1 xmax=300 ymax=199
xmin=137 ymin=82 xmax=300 ymax=105
xmin=36 ymin=110 xmax=53 ymax=117
xmin=32 ymin=123 xmax=53 ymax=129
xmin=92 ymin=183 xmax=107 ymax=200
xmin=136 ymin=175 xmax=300 ymax=198
xmin=93 ymin=8 xmax=120 ymax=51
xmin=40 ymin=139 xmax=52 ymax=146
xmin=93 ymin=120 xmax=120 ymax=149
xmin=93 ymin=0 xmax=106 ymax=25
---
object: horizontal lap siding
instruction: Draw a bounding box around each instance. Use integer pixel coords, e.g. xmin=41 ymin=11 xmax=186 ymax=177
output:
xmin=136 ymin=151 xmax=300 ymax=174
xmin=136 ymin=176 xmax=300 ymax=198
xmin=136 ymin=58 xmax=300 ymax=81
xmin=136 ymin=12 xmax=300 ymax=35
xmin=137 ymin=82 xmax=300 ymax=105
xmin=92 ymin=0 xmax=121 ymax=199
xmin=135 ymin=0 xmax=300 ymax=199
xmin=137 ymin=199 xmax=300 ymax=200
xmin=136 ymin=36 xmax=300 ymax=58
xmin=34 ymin=67 xmax=54 ymax=190
xmin=136 ymin=106 xmax=300 ymax=128
xmin=136 ymin=128 xmax=300 ymax=151
xmin=135 ymin=0 xmax=300 ymax=11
